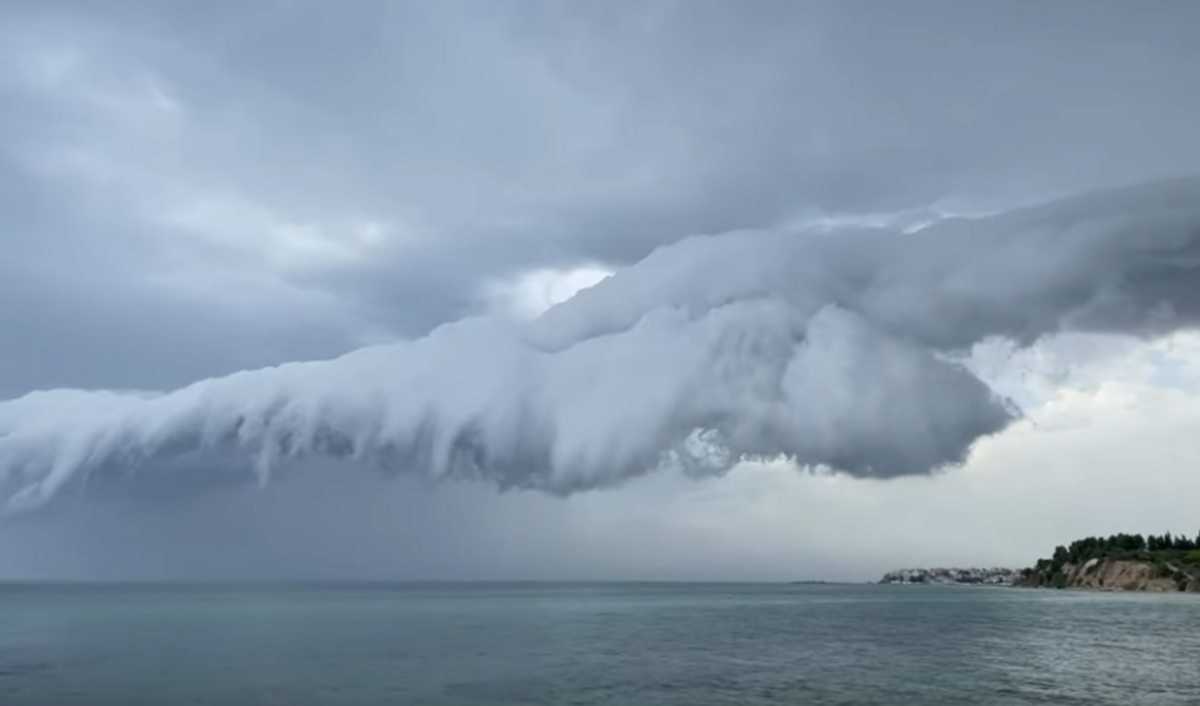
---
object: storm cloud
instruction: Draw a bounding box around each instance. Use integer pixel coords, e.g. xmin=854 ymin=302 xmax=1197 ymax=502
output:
xmin=2 ymin=0 xmax=1200 ymax=588
xmin=2 ymin=177 xmax=1197 ymax=511
xmin=4 ymin=1 xmax=1200 ymax=394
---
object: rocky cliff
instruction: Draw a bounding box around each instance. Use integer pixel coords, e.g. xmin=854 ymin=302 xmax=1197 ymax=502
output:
xmin=1018 ymin=557 xmax=1200 ymax=592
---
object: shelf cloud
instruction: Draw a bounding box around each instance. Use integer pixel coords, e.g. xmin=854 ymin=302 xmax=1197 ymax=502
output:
xmin=2 ymin=177 xmax=1197 ymax=513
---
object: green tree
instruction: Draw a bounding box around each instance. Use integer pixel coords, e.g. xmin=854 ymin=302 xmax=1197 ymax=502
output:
xmin=1051 ymin=545 xmax=1069 ymax=572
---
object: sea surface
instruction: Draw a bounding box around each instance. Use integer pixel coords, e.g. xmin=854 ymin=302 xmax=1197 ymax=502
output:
xmin=1 ymin=582 xmax=1198 ymax=705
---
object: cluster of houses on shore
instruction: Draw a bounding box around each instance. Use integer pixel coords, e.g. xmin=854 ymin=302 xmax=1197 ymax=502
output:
xmin=879 ymin=567 xmax=1018 ymax=585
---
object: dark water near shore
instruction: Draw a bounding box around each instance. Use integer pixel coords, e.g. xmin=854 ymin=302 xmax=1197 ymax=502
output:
xmin=1 ymin=582 xmax=1198 ymax=705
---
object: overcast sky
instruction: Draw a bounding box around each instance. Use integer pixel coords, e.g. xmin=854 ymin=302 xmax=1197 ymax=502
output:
xmin=2 ymin=1 xmax=1199 ymax=580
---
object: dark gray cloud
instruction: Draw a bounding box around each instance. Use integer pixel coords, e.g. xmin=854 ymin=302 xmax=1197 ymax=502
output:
xmin=2 ymin=1 xmax=1200 ymax=396
xmin=2 ymin=2 xmax=1200 ymax=577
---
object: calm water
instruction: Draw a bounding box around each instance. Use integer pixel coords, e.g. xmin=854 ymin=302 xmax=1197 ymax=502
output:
xmin=1 ymin=582 xmax=1198 ymax=705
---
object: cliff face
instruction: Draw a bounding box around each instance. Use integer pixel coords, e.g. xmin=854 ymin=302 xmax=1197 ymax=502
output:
xmin=1019 ymin=557 xmax=1200 ymax=592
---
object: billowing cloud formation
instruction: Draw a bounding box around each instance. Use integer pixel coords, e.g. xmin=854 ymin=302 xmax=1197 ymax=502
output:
xmin=4 ymin=1 xmax=1200 ymax=402
xmin=1 ymin=178 xmax=1198 ymax=512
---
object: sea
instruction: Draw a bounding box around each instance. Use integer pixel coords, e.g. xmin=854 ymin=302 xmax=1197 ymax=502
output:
xmin=1 ymin=582 xmax=1197 ymax=705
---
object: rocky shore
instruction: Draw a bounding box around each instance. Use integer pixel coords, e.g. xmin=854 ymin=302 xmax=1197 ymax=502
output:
xmin=1016 ymin=557 xmax=1200 ymax=592
xmin=1014 ymin=532 xmax=1200 ymax=592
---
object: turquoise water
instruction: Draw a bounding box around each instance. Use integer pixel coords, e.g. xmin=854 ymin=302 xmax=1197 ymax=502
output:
xmin=1 ymin=582 xmax=1198 ymax=704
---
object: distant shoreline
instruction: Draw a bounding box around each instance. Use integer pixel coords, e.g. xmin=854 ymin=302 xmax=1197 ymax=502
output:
xmin=880 ymin=533 xmax=1200 ymax=593
xmin=878 ymin=567 xmax=1018 ymax=586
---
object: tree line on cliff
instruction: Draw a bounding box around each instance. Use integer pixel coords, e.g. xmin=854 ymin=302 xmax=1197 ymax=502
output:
xmin=1029 ymin=531 xmax=1200 ymax=579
